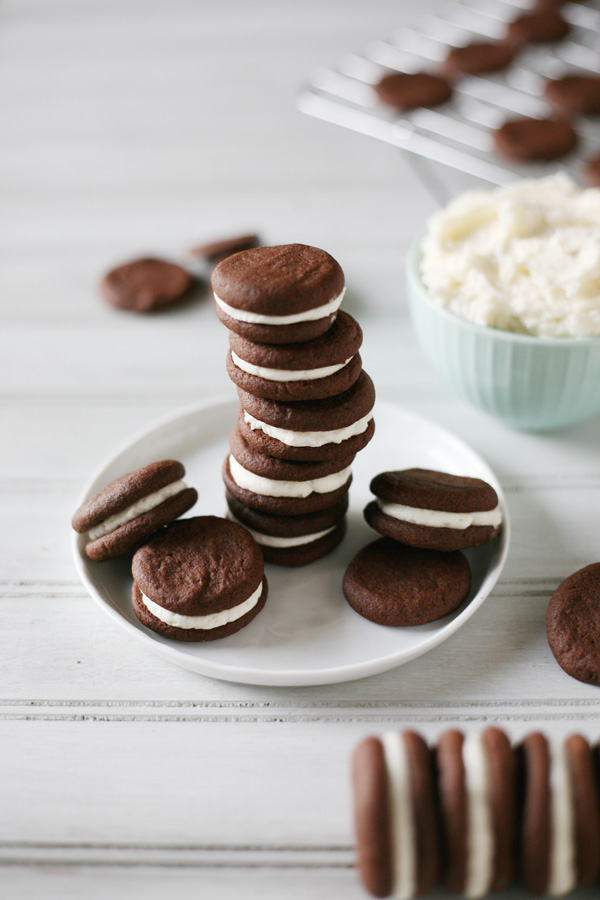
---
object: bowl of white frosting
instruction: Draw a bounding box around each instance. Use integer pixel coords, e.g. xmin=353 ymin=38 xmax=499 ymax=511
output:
xmin=407 ymin=174 xmax=600 ymax=429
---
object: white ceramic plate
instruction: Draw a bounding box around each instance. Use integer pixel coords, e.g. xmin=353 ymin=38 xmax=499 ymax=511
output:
xmin=72 ymin=397 xmax=510 ymax=686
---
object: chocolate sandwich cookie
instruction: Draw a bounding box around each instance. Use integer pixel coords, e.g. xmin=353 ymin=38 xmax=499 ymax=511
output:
xmin=72 ymin=460 xmax=198 ymax=562
xmin=343 ymin=538 xmax=470 ymax=627
xmin=100 ymin=258 xmax=193 ymax=313
xmin=506 ymin=11 xmax=570 ymax=45
xmin=444 ymin=42 xmax=515 ymax=78
xmin=227 ymin=310 xmax=363 ymax=402
xmin=364 ymin=468 xmax=501 ymax=552
xmin=226 ymin=491 xmax=347 ymax=566
xmin=519 ymin=732 xmax=600 ymax=895
xmin=191 ymin=233 xmax=261 ymax=266
xmin=494 ymin=117 xmax=578 ymax=161
xmin=436 ymin=728 xmax=517 ymax=897
xmin=375 ymin=72 xmax=452 ymax=111
xmin=546 ymin=563 xmax=600 ymax=685
xmin=352 ymin=731 xmax=439 ymax=898
xmin=545 ymin=75 xmax=600 ymax=115
xmin=237 ymin=370 xmax=375 ymax=462
xmin=212 ymin=243 xmax=345 ymax=344
xmin=224 ymin=427 xmax=353 ymax=516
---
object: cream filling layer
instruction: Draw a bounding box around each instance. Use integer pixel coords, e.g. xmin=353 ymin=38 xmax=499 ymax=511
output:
xmin=88 ymin=480 xmax=188 ymax=540
xmin=382 ymin=732 xmax=417 ymax=900
xmin=463 ymin=733 xmax=494 ymax=899
xmin=227 ymin=512 xmax=336 ymax=548
xmin=377 ymin=500 xmax=502 ymax=530
xmin=231 ymin=350 xmax=353 ymax=383
xmin=214 ymin=289 xmax=345 ymax=325
xmin=228 ymin=454 xmax=351 ymax=499
xmin=140 ymin=581 xmax=263 ymax=631
xmin=548 ymin=739 xmax=576 ymax=897
xmin=244 ymin=410 xmax=373 ymax=448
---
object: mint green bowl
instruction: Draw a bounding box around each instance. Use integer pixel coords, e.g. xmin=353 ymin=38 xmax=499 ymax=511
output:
xmin=406 ymin=240 xmax=600 ymax=430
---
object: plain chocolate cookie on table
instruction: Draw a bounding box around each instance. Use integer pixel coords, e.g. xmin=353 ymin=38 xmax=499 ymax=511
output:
xmin=191 ymin=233 xmax=261 ymax=266
xmin=72 ymin=459 xmax=198 ymax=562
xmin=444 ymin=41 xmax=515 ymax=78
xmin=494 ymin=117 xmax=578 ymax=161
xmin=364 ymin=468 xmax=502 ymax=552
xmin=226 ymin=310 xmax=363 ymax=402
xmin=237 ymin=369 xmax=375 ymax=462
xmin=100 ymin=258 xmax=193 ymax=313
xmin=131 ymin=516 xmax=268 ymax=642
xmin=546 ymin=562 xmax=600 ymax=685
xmin=374 ymin=72 xmax=452 ymax=110
xmin=212 ymin=243 xmax=345 ymax=344
xmin=505 ymin=10 xmax=570 ymax=45
xmin=545 ymin=75 xmax=600 ymax=115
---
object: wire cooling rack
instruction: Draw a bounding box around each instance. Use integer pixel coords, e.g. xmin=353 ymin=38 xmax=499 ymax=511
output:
xmin=297 ymin=0 xmax=600 ymax=185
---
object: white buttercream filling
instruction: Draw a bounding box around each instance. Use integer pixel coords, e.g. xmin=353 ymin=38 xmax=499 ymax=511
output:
xmin=228 ymin=454 xmax=351 ymax=498
xmin=231 ymin=350 xmax=353 ymax=383
xmin=548 ymin=739 xmax=576 ymax=897
xmin=140 ymin=580 xmax=263 ymax=631
xmin=226 ymin=512 xmax=336 ymax=547
xmin=463 ymin=733 xmax=494 ymax=899
xmin=243 ymin=410 xmax=373 ymax=448
xmin=214 ymin=288 xmax=345 ymax=325
xmin=382 ymin=732 xmax=417 ymax=900
xmin=377 ymin=499 xmax=502 ymax=530
xmin=87 ymin=480 xmax=188 ymax=540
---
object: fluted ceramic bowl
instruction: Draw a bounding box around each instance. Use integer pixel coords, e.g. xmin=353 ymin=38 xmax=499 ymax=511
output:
xmin=406 ymin=240 xmax=600 ymax=430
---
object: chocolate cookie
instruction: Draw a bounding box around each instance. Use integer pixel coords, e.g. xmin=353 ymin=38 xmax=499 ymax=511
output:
xmin=519 ymin=732 xmax=600 ymax=895
xmin=342 ymin=538 xmax=470 ymax=627
xmin=584 ymin=153 xmax=600 ymax=187
xmin=224 ymin=426 xmax=353 ymax=515
xmin=227 ymin=310 xmax=363 ymax=402
xmin=494 ymin=117 xmax=577 ymax=161
xmin=100 ymin=258 xmax=193 ymax=313
xmin=131 ymin=516 xmax=267 ymax=642
xmin=436 ymin=728 xmax=517 ymax=896
xmin=375 ymin=72 xmax=452 ymax=111
xmin=191 ymin=233 xmax=261 ymax=265
xmin=444 ymin=42 xmax=515 ymax=78
xmin=546 ymin=563 xmax=600 ymax=685
xmin=72 ymin=459 xmax=198 ymax=562
xmin=364 ymin=468 xmax=501 ymax=552
xmin=226 ymin=491 xmax=348 ymax=566
xmin=545 ymin=75 xmax=600 ymax=115
xmin=237 ymin=370 xmax=375 ymax=462
xmin=352 ymin=731 xmax=439 ymax=898
xmin=506 ymin=11 xmax=570 ymax=45
xmin=212 ymin=243 xmax=345 ymax=343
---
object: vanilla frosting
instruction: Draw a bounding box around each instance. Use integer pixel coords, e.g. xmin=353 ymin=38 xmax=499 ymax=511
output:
xmin=214 ymin=289 xmax=345 ymax=326
xmin=463 ymin=733 xmax=494 ymax=899
xmin=140 ymin=580 xmax=263 ymax=631
xmin=231 ymin=350 xmax=353 ymax=383
xmin=548 ymin=739 xmax=576 ymax=897
xmin=87 ymin=480 xmax=188 ymax=540
xmin=226 ymin=512 xmax=336 ymax=547
xmin=228 ymin=455 xmax=351 ymax=498
xmin=377 ymin=499 xmax=501 ymax=530
xmin=382 ymin=732 xmax=417 ymax=900
xmin=421 ymin=174 xmax=600 ymax=337
xmin=243 ymin=410 xmax=372 ymax=448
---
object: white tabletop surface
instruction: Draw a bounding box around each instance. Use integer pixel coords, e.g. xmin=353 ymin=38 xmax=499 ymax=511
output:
xmin=3 ymin=1 xmax=600 ymax=897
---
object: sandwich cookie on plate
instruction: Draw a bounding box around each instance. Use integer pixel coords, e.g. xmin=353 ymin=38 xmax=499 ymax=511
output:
xmin=72 ymin=459 xmax=198 ymax=562
xmin=226 ymin=310 xmax=363 ymax=402
xmin=212 ymin=243 xmax=345 ymax=344
xmin=352 ymin=730 xmax=439 ymax=898
xmin=225 ymin=491 xmax=348 ymax=566
xmin=436 ymin=728 xmax=517 ymax=897
xmin=238 ymin=370 xmax=375 ymax=462
xmin=131 ymin=516 xmax=268 ymax=642
xmin=223 ymin=426 xmax=353 ymax=516
xmin=364 ymin=469 xmax=502 ymax=552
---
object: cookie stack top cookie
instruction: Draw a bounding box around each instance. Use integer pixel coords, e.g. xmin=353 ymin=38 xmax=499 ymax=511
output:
xmin=212 ymin=243 xmax=375 ymax=566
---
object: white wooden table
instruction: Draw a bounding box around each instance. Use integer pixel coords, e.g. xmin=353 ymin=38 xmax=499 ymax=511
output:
xmin=3 ymin=1 xmax=600 ymax=897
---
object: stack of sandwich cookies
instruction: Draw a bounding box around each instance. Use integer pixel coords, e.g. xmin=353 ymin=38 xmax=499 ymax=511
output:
xmin=131 ymin=516 xmax=268 ymax=642
xmin=213 ymin=242 xmax=375 ymax=566
xmin=72 ymin=460 xmax=198 ymax=562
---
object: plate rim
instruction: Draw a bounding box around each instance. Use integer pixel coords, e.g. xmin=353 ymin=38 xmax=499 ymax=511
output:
xmin=71 ymin=395 xmax=511 ymax=687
